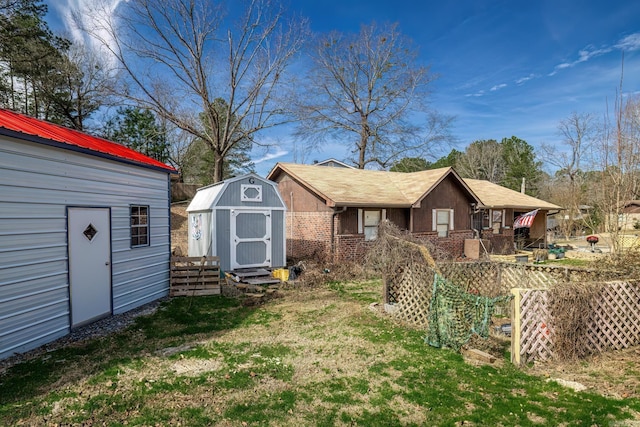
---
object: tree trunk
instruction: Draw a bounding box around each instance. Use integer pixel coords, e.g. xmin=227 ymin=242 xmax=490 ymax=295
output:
xmin=358 ymin=116 xmax=369 ymax=169
xmin=213 ymin=153 xmax=225 ymax=183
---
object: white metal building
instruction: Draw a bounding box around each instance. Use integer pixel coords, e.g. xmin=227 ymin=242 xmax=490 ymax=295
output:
xmin=0 ymin=109 xmax=176 ymax=360
xmin=186 ymin=174 xmax=286 ymax=272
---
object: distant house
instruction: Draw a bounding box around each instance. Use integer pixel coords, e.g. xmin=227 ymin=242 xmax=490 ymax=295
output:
xmin=0 ymin=108 xmax=176 ymax=360
xmin=313 ymin=158 xmax=354 ymax=168
xmin=266 ymin=163 xmax=561 ymax=262
xmin=613 ymin=201 xmax=640 ymax=230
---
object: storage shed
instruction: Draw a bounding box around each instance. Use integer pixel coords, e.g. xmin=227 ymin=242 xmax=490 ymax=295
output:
xmin=186 ymin=174 xmax=286 ymax=272
xmin=0 ymin=109 xmax=176 ymax=361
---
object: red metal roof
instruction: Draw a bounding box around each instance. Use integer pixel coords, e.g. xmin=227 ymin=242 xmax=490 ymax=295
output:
xmin=0 ymin=108 xmax=176 ymax=172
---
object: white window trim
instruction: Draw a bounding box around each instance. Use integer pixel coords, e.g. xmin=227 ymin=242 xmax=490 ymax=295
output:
xmin=358 ymin=209 xmax=385 ymax=240
xmin=130 ymin=205 xmax=150 ymax=248
xmin=432 ymin=209 xmax=454 ymax=236
xmin=490 ymin=209 xmax=505 ymax=227
xmin=241 ymin=184 xmax=262 ymax=202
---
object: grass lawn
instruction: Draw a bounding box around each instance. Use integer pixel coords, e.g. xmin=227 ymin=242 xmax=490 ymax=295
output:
xmin=1 ymin=279 xmax=639 ymax=426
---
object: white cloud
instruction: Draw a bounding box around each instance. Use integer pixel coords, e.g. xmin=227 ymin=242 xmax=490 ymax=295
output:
xmin=490 ymin=83 xmax=507 ymax=91
xmin=615 ymin=33 xmax=640 ymax=51
xmin=50 ymin=0 xmax=124 ymax=66
xmin=550 ymin=33 xmax=640 ymax=75
xmin=465 ymin=90 xmax=485 ymax=97
xmin=515 ymin=74 xmax=536 ymax=85
xmin=252 ymin=147 xmax=289 ymax=164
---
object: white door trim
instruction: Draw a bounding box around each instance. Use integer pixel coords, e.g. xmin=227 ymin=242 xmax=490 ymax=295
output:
xmin=230 ymin=209 xmax=272 ymax=270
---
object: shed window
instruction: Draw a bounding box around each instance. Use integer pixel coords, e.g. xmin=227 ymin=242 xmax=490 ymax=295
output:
xmin=131 ymin=205 xmax=149 ymax=247
xmin=433 ymin=209 xmax=454 ymax=237
xmin=241 ymin=184 xmax=262 ymax=202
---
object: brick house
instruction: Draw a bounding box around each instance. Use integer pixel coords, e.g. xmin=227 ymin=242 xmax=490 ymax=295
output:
xmin=267 ymin=163 xmax=562 ymax=262
xmin=267 ymin=163 xmax=484 ymax=262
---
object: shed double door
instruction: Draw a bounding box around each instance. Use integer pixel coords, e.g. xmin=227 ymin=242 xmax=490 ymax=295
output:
xmin=230 ymin=209 xmax=272 ymax=270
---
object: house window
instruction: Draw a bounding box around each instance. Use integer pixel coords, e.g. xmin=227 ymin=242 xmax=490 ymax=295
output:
xmin=357 ymin=209 xmax=386 ymax=241
xmin=492 ymin=210 xmax=504 ymax=234
xmin=131 ymin=205 xmax=149 ymax=247
xmin=364 ymin=210 xmax=381 ymax=241
xmin=433 ymin=209 xmax=453 ymax=237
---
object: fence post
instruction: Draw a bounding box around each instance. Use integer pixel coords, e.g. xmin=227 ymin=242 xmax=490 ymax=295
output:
xmin=382 ymin=274 xmax=389 ymax=304
xmin=510 ymin=288 xmax=522 ymax=366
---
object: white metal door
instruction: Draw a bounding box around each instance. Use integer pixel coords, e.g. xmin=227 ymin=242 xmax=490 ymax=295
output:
xmin=230 ymin=210 xmax=271 ymax=270
xmin=68 ymin=207 xmax=112 ymax=327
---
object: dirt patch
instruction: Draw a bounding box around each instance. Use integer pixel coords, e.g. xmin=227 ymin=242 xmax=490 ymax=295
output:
xmin=171 ymin=202 xmax=189 ymax=255
xmin=526 ymin=347 xmax=640 ymax=399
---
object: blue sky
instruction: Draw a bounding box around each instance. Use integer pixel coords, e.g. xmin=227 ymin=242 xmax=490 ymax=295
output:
xmin=46 ymin=1 xmax=640 ymax=176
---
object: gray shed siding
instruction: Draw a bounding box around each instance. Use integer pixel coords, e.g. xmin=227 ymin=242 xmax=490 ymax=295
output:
xmin=0 ymin=137 xmax=171 ymax=360
xmin=215 ymin=175 xmax=284 ymax=208
xmin=187 ymin=174 xmax=286 ymax=272
xmin=215 ymin=209 xmax=231 ymax=271
xmin=271 ymin=210 xmax=285 ymax=267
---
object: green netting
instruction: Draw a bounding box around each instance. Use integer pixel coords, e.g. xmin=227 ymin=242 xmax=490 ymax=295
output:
xmin=426 ymin=273 xmax=512 ymax=351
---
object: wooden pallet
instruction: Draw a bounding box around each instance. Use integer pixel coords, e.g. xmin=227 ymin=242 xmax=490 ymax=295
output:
xmin=170 ymin=256 xmax=221 ymax=296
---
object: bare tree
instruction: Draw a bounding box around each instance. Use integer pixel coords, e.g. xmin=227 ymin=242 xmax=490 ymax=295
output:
xmin=542 ymin=112 xmax=596 ymax=237
xmin=455 ymin=139 xmax=504 ymax=182
xmin=593 ymin=67 xmax=640 ymax=252
xmin=40 ymin=42 xmax=116 ymax=131
xmin=293 ymin=22 xmax=452 ymax=169
xmin=77 ymin=0 xmax=307 ymax=181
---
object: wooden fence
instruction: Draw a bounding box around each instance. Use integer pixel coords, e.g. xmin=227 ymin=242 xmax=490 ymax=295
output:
xmin=437 ymin=261 xmax=623 ymax=297
xmin=170 ymin=256 xmax=221 ymax=296
xmin=512 ymin=281 xmax=640 ymax=365
xmin=385 ymin=260 xmax=637 ymax=364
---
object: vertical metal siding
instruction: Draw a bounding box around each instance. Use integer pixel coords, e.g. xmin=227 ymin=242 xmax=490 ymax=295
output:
xmin=217 ymin=176 xmax=285 ymax=208
xmin=215 ymin=210 xmax=231 ymax=272
xmin=0 ymin=137 xmax=171 ymax=360
xmin=271 ymin=210 xmax=286 ymax=267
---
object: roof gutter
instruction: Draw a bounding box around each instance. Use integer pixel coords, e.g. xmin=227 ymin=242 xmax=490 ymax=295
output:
xmin=333 ymin=202 xmax=411 ymax=209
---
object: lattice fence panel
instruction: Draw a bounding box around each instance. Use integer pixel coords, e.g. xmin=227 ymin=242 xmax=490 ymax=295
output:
xmin=515 ymin=281 xmax=640 ymax=364
xmin=384 ymin=249 xmax=639 ymax=364
xmin=386 ymin=265 xmax=435 ymax=329
xmin=567 ymin=268 xmax=624 ymax=283
xmin=586 ymin=281 xmax=640 ymax=352
xmin=517 ymin=289 xmax=554 ymax=364
xmin=500 ymin=264 xmax=562 ymax=290
xmin=439 ymin=262 xmax=501 ymax=297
